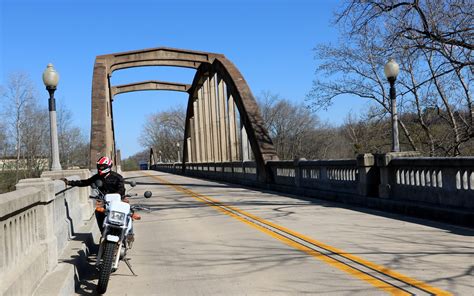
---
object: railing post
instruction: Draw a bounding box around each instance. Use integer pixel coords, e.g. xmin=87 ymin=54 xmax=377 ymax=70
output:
xmin=294 ymin=158 xmax=306 ymax=188
xmin=320 ymin=165 xmax=328 ymax=182
xmin=376 ymin=151 xmax=421 ymax=198
xmin=356 ymin=154 xmax=376 ymax=196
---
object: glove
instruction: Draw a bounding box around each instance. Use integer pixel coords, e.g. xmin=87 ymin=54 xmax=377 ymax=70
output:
xmin=95 ymin=200 xmax=105 ymax=213
xmin=60 ymin=178 xmax=69 ymax=185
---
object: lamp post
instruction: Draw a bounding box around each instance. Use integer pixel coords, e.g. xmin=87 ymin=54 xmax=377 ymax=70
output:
xmin=177 ymin=142 xmax=180 ymax=163
xmin=384 ymin=59 xmax=400 ymax=152
xmin=42 ymin=63 xmax=62 ymax=171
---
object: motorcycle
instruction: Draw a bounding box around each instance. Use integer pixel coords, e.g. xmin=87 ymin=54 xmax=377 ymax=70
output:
xmin=90 ymin=179 xmax=152 ymax=294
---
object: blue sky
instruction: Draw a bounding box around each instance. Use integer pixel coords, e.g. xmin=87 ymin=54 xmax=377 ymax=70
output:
xmin=1 ymin=0 xmax=366 ymax=158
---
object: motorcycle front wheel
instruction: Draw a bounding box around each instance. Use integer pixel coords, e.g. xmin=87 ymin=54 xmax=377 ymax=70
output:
xmin=97 ymin=241 xmax=117 ymax=294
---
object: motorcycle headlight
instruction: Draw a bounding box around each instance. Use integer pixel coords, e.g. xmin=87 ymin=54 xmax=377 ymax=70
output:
xmin=109 ymin=211 xmax=126 ymax=225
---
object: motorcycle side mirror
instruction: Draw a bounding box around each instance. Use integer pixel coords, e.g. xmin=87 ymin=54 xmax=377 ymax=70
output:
xmin=130 ymin=180 xmax=137 ymax=187
xmin=95 ymin=179 xmax=103 ymax=188
xmin=144 ymin=191 xmax=152 ymax=198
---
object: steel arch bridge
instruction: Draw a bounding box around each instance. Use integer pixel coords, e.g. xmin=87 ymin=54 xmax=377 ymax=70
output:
xmin=90 ymin=47 xmax=278 ymax=182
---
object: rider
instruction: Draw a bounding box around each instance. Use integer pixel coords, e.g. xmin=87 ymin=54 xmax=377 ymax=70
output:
xmin=61 ymin=156 xmax=127 ymax=231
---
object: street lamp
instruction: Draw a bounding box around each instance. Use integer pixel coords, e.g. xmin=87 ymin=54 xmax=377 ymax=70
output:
xmin=42 ymin=63 xmax=62 ymax=170
xmin=177 ymin=142 xmax=181 ymax=163
xmin=384 ymin=58 xmax=400 ymax=152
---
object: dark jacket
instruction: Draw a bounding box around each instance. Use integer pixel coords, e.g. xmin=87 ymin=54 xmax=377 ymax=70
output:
xmin=68 ymin=171 xmax=125 ymax=197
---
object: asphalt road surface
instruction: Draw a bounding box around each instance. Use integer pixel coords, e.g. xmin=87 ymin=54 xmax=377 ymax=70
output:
xmin=77 ymin=170 xmax=474 ymax=295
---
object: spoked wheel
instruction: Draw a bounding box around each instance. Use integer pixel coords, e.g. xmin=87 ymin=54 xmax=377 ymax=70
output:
xmin=97 ymin=241 xmax=117 ymax=294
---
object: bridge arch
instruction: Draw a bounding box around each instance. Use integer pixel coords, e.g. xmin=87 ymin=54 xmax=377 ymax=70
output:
xmin=90 ymin=47 xmax=278 ymax=182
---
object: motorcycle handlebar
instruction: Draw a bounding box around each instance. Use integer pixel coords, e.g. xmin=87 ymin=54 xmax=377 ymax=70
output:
xmin=124 ymin=193 xmax=138 ymax=198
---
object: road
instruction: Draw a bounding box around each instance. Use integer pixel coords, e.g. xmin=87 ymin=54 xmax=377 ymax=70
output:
xmin=78 ymin=170 xmax=474 ymax=295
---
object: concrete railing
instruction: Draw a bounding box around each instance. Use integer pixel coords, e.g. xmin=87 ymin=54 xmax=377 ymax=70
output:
xmin=152 ymin=152 xmax=473 ymax=226
xmin=186 ymin=161 xmax=258 ymax=184
xmin=268 ymin=159 xmax=362 ymax=194
xmin=377 ymin=154 xmax=474 ymax=209
xmin=0 ymin=169 xmax=93 ymax=296
xmin=151 ymin=155 xmax=376 ymax=197
xmin=157 ymin=161 xmax=258 ymax=185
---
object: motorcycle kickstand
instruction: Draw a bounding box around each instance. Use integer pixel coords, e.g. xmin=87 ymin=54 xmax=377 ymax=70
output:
xmin=124 ymin=257 xmax=138 ymax=276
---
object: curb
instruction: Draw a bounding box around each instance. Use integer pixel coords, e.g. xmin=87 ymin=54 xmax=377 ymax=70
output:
xmin=33 ymin=216 xmax=100 ymax=296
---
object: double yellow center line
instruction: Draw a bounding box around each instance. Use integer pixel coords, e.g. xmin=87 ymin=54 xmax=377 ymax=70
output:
xmin=146 ymin=172 xmax=451 ymax=296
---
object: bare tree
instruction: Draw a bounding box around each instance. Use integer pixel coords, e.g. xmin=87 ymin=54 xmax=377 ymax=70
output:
xmin=0 ymin=121 xmax=9 ymax=161
xmin=342 ymin=111 xmax=393 ymax=154
xmin=20 ymin=102 xmax=49 ymax=176
xmin=1 ymin=72 xmax=37 ymax=181
xmin=0 ymin=72 xmax=90 ymax=192
xmin=140 ymin=106 xmax=186 ymax=162
xmin=307 ymin=29 xmax=419 ymax=152
xmin=337 ymin=0 xmax=473 ymax=65
xmin=57 ymin=103 xmax=89 ymax=168
xmin=121 ymin=150 xmax=149 ymax=171
xmin=258 ymin=92 xmax=332 ymax=160
xmin=308 ymin=0 xmax=473 ymax=156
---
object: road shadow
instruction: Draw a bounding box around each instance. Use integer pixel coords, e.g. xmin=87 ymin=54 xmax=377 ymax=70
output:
xmin=130 ymin=235 xmax=474 ymax=295
xmin=69 ymin=230 xmax=141 ymax=294
xmin=57 ymin=232 xmax=100 ymax=295
xmin=125 ymin=171 xmax=474 ymax=236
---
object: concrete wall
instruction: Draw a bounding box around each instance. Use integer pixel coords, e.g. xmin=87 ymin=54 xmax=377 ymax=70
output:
xmin=152 ymin=153 xmax=474 ymax=227
xmin=0 ymin=169 xmax=93 ymax=296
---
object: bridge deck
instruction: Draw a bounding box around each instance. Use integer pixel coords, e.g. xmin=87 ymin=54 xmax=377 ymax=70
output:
xmin=77 ymin=171 xmax=473 ymax=295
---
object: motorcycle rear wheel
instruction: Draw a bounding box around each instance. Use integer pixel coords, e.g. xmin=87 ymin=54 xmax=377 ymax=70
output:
xmin=97 ymin=241 xmax=116 ymax=294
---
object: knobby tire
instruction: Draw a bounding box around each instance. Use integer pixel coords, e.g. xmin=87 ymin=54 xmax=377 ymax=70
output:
xmin=97 ymin=241 xmax=116 ymax=294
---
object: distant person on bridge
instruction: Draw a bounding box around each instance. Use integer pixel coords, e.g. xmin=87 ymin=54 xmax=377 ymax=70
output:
xmin=61 ymin=156 xmax=132 ymax=231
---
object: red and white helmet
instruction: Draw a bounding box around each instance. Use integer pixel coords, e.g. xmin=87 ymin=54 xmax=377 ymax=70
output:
xmin=97 ymin=156 xmax=113 ymax=175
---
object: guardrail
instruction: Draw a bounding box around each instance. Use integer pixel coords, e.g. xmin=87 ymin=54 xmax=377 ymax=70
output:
xmin=0 ymin=169 xmax=93 ymax=296
xmin=151 ymin=152 xmax=473 ymax=226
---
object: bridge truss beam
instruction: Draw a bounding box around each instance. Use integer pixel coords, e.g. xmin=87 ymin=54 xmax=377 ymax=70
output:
xmin=111 ymin=80 xmax=191 ymax=99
